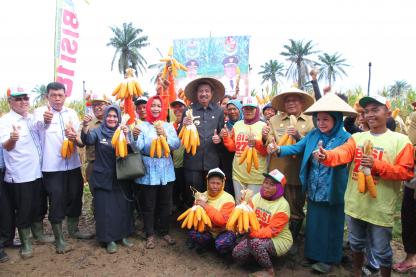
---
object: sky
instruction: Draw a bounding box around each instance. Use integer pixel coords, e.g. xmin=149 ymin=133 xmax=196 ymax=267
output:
xmin=0 ymin=0 xmax=415 ymax=101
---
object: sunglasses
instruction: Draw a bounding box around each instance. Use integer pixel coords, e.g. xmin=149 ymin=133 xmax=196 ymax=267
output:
xmin=12 ymin=96 xmax=30 ymax=102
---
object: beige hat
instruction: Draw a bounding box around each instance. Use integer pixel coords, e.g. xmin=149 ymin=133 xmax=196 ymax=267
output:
xmin=304 ymin=93 xmax=357 ymax=117
xmin=184 ymin=77 xmax=225 ymax=104
xmin=88 ymin=92 xmax=111 ymax=104
xmin=271 ymin=87 xmax=315 ymax=112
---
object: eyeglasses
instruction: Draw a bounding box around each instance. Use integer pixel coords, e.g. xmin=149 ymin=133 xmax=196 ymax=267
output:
xmin=12 ymin=96 xmax=30 ymax=102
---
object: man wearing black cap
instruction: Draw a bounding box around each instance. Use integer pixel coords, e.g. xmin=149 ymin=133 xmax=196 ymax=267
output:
xmin=134 ymin=96 xmax=148 ymax=123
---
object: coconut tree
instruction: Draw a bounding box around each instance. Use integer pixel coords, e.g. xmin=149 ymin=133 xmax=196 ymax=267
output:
xmin=280 ymin=39 xmax=319 ymax=89
xmin=258 ymin=60 xmax=285 ymax=89
xmin=107 ymin=22 xmax=149 ymax=76
xmin=389 ymin=80 xmax=411 ymax=100
xmin=32 ymin=84 xmax=47 ymax=107
xmin=318 ymin=52 xmax=349 ymax=86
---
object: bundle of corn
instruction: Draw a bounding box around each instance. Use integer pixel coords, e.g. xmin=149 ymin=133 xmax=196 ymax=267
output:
xmin=178 ymin=109 xmax=200 ymax=155
xmin=112 ymin=68 xmax=144 ymax=125
xmin=277 ymin=115 xmax=297 ymax=146
xmin=177 ymin=189 xmax=212 ymax=232
xmin=149 ymin=121 xmax=170 ymax=158
xmin=226 ymin=189 xmax=260 ymax=234
xmin=61 ymin=120 xmax=75 ymax=159
xmin=357 ymin=140 xmax=377 ymax=198
xmin=160 ymin=46 xmax=188 ymax=79
xmin=178 ymin=88 xmax=192 ymax=106
xmin=110 ymin=115 xmax=130 ymax=158
xmin=238 ymin=145 xmax=259 ymax=174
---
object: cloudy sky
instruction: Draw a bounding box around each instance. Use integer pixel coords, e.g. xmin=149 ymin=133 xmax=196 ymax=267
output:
xmin=0 ymin=0 xmax=415 ymax=100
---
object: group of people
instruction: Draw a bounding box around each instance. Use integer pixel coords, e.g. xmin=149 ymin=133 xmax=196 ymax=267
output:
xmin=0 ymin=72 xmax=415 ymax=277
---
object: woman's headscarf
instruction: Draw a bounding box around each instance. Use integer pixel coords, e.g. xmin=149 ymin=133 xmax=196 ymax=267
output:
xmin=260 ymin=179 xmax=284 ymax=201
xmin=225 ymin=99 xmax=243 ymax=129
xmin=312 ymin=111 xmax=347 ymax=146
xmin=146 ymin=95 xmax=167 ymax=124
xmin=99 ymin=105 xmax=121 ymax=138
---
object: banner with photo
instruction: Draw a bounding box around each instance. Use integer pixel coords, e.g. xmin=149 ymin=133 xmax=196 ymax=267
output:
xmin=54 ymin=0 xmax=80 ymax=97
xmin=173 ymin=36 xmax=250 ymax=98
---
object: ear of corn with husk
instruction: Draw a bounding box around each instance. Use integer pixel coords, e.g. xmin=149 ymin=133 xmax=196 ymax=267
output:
xmin=149 ymin=120 xmax=170 ymax=158
xmin=177 ymin=189 xmax=211 ymax=232
xmin=178 ymin=109 xmax=200 ymax=156
xmin=226 ymin=189 xmax=260 ymax=234
xmin=277 ymin=115 xmax=297 ymax=146
xmin=111 ymin=68 xmax=143 ymax=100
xmin=61 ymin=120 xmax=75 ymax=159
xmin=357 ymin=140 xmax=377 ymax=198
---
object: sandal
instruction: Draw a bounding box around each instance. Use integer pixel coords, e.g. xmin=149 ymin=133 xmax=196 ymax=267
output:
xmin=145 ymin=236 xmax=155 ymax=249
xmin=162 ymin=234 xmax=176 ymax=245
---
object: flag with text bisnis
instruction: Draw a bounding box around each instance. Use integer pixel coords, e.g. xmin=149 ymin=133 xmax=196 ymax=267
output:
xmin=54 ymin=0 xmax=80 ymax=97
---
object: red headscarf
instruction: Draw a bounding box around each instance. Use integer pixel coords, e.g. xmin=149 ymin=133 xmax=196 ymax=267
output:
xmin=146 ymin=95 xmax=167 ymax=124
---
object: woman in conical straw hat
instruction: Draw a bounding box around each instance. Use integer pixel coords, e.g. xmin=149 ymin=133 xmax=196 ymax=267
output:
xmin=267 ymin=93 xmax=356 ymax=274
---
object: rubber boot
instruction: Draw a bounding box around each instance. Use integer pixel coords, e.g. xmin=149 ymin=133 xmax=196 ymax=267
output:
xmin=288 ymin=219 xmax=303 ymax=255
xmin=31 ymin=222 xmax=54 ymax=244
xmin=106 ymin=242 xmax=117 ymax=254
xmin=52 ymin=223 xmax=71 ymax=254
xmin=67 ymin=217 xmax=93 ymax=239
xmin=18 ymin=228 xmax=33 ymax=259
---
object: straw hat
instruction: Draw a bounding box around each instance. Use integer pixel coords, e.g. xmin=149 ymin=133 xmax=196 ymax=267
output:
xmin=304 ymin=93 xmax=357 ymax=117
xmin=184 ymin=77 xmax=225 ymax=104
xmin=271 ymin=87 xmax=315 ymax=112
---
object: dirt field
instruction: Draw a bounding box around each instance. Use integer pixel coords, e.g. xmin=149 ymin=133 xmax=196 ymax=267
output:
xmin=0 ymin=193 xmax=413 ymax=277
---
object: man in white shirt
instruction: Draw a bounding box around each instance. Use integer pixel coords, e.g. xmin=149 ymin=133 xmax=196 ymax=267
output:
xmin=0 ymin=87 xmax=46 ymax=259
xmin=35 ymin=82 xmax=92 ymax=254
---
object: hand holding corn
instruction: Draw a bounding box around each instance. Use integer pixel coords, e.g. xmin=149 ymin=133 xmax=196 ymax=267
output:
xmin=226 ymin=189 xmax=260 ymax=234
xmin=357 ymin=140 xmax=377 ymax=198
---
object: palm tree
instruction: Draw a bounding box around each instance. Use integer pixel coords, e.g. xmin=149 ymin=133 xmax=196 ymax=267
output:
xmin=258 ymin=60 xmax=285 ymax=89
xmin=280 ymin=39 xmax=319 ymax=88
xmin=107 ymin=22 xmax=149 ymax=76
xmin=318 ymin=52 xmax=349 ymax=86
xmin=32 ymin=84 xmax=47 ymax=107
xmin=389 ymin=80 xmax=411 ymax=100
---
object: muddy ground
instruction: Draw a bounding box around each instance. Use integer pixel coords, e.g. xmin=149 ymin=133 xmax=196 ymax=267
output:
xmin=0 ymin=191 xmax=414 ymax=277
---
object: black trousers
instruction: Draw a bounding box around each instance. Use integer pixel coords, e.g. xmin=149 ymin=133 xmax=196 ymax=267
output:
xmin=139 ymin=183 xmax=173 ymax=237
xmin=0 ymin=170 xmax=15 ymax=244
xmin=42 ymin=168 xmax=84 ymax=224
xmin=4 ymin=178 xmax=45 ymax=229
xmin=402 ymin=186 xmax=416 ymax=254
xmin=184 ymin=170 xmax=208 ymax=207
xmin=173 ymin=167 xmax=186 ymax=210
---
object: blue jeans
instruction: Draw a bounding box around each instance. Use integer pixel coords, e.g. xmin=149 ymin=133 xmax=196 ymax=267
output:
xmin=346 ymin=215 xmax=393 ymax=267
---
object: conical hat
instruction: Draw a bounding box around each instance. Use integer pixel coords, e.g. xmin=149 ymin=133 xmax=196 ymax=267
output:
xmin=184 ymin=77 xmax=225 ymax=104
xmin=271 ymin=87 xmax=315 ymax=112
xmin=303 ymin=93 xmax=357 ymax=117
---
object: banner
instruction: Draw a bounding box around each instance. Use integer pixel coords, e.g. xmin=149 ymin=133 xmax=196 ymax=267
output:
xmin=54 ymin=0 xmax=80 ymax=97
xmin=174 ymin=36 xmax=250 ymax=98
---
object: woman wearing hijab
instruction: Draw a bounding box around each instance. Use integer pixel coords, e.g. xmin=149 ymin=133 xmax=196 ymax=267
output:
xmin=268 ymin=93 xmax=356 ymax=273
xmin=81 ymin=105 xmax=135 ymax=254
xmin=188 ymin=168 xmax=236 ymax=254
xmin=133 ymin=95 xmax=180 ymax=249
xmin=222 ymin=96 xmax=268 ymax=201
xmin=232 ymin=169 xmax=292 ymax=277
xmin=219 ymin=99 xmax=243 ymax=196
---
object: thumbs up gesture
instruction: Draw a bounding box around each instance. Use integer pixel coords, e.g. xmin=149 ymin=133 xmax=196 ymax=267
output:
xmin=267 ymin=137 xmax=278 ymax=154
xmin=43 ymin=103 xmax=54 ymax=124
xmin=313 ymin=140 xmax=327 ymax=161
xmin=212 ymin=129 xmax=221 ymax=144
xmin=219 ymin=123 xmax=229 ymax=139
xmin=10 ymin=125 xmax=20 ymax=142
xmin=262 ymin=121 xmax=271 ymax=140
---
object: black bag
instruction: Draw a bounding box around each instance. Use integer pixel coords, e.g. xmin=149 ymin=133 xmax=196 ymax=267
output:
xmin=116 ymin=152 xmax=145 ymax=180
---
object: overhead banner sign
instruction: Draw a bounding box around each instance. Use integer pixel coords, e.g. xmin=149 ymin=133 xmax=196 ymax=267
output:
xmin=54 ymin=0 xmax=80 ymax=97
xmin=173 ymin=35 xmax=250 ymax=98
